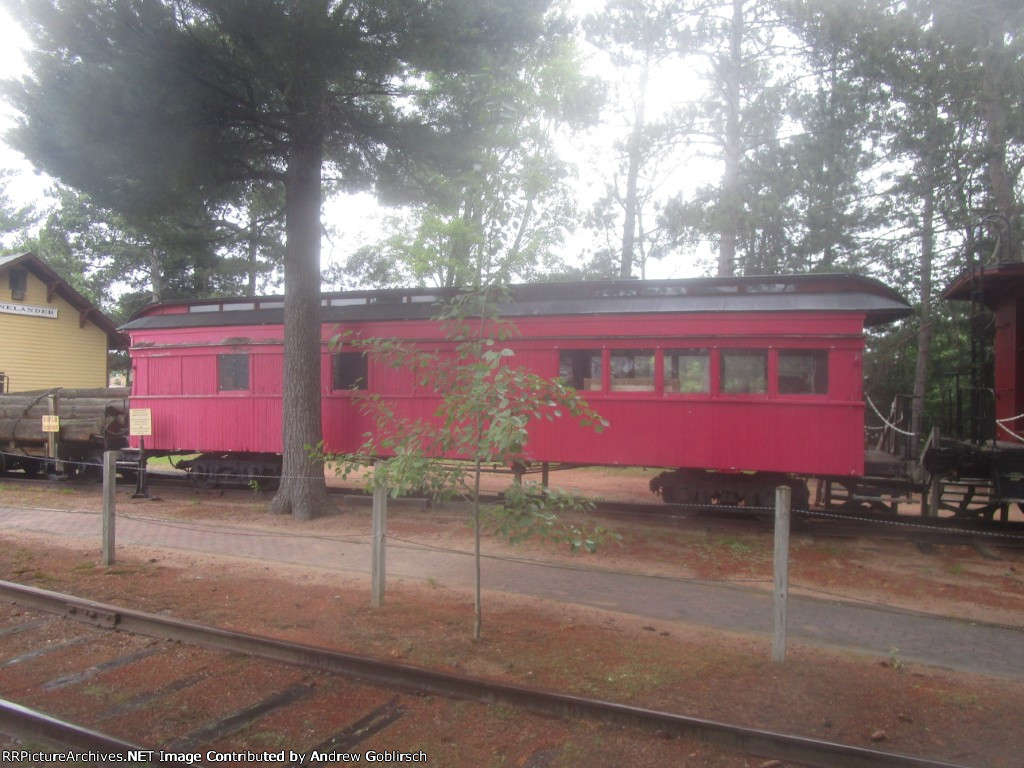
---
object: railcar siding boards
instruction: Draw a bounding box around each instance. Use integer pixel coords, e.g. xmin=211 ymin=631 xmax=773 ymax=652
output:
xmin=123 ymin=276 xmax=911 ymax=477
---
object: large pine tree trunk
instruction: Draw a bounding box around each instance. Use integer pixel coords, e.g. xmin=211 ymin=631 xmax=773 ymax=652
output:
xmin=270 ymin=105 xmax=335 ymax=520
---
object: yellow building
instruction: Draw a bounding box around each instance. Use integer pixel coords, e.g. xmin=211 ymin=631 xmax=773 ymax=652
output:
xmin=0 ymin=252 xmax=126 ymax=392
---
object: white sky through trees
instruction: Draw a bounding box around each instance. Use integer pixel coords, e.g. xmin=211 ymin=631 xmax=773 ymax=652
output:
xmin=0 ymin=3 xmax=713 ymax=281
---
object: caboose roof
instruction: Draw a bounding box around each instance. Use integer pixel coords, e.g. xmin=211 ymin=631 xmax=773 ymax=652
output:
xmin=121 ymin=273 xmax=912 ymax=332
xmin=943 ymin=262 xmax=1024 ymax=311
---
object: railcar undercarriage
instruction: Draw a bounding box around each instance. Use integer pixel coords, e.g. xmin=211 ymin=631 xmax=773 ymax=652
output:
xmin=649 ymin=468 xmax=811 ymax=512
xmin=176 ymin=452 xmax=282 ymax=490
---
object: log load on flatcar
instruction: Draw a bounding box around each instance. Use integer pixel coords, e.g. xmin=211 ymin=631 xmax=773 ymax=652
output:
xmin=0 ymin=387 xmax=130 ymax=478
xmin=120 ymin=274 xmax=913 ymax=502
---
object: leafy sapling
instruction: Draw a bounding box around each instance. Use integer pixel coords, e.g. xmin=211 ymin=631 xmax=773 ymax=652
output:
xmin=316 ymin=286 xmax=613 ymax=638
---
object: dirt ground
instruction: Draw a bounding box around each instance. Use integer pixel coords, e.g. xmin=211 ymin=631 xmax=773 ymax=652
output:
xmin=2 ymin=467 xmax=1024 ymax=767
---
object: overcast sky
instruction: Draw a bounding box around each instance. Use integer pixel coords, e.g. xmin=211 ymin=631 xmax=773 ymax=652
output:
xmin=0 ymin=3 xmax=706 ymax=281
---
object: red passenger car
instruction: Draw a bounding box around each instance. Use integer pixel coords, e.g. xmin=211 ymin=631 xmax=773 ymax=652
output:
xmin=121 ymin=274 xmax=912 ymax=503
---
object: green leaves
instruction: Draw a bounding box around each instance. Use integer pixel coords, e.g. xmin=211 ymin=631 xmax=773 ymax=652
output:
xmin=315 ymin=285 xmax=611 ymax=553
xmin=487 ymin=482 xmax=619 ymax=554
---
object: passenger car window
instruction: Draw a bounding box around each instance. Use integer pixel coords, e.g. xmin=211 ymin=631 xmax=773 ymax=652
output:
xmin=218 ymin=353 xmax=249 ymax=391
xmin=558 ymin=350 xmax=603 ymax=391
xmin=610 ymin=350 xmax=655 ymax=392
xmin=721 ymin=350 xmax=767 ymax=394
xmin=778 ymin=350 xmax=828 ymax=395
xmin=664 ymin=350 xmax=710 ymax=394
xmin=333 ymin=352 xmax=368 ymax=390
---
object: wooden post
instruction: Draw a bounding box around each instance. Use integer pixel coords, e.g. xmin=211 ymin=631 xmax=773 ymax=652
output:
xmin=772 ymin=484 xmax=791 ymax=663
xmin=102 ymin=450 xmax=119 ymax=566
xmin=371 ymin=465 xmax=387 ymax=608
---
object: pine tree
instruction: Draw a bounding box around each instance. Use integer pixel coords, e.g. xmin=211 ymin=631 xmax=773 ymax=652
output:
xmin=583 ymin=0 xmax=693 ymax=279
xmin=4 ymin=0 xmax=565 ymax=520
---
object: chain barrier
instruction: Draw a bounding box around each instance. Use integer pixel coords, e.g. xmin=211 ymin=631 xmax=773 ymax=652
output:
xmin=4 ymin=446 xmax=1023 ymax=545
xmin=0 ymin=448 xmax=141 ymax=473
xmin=865 ymin=394 xmax=917 ymax=437
xmin=995 ymin=412 xmax=1024 ymax=444
xmin=797 ymin=506 xmax=1024 ymax=542
xmin=4 ymin=452 xmax=1023 ymax=635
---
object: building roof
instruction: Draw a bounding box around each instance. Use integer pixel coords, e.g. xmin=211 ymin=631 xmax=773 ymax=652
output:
xmin=122 ymin=273 xmax=913 ymax=334
xmin=0 ymin=252 xmax=127 ymax=349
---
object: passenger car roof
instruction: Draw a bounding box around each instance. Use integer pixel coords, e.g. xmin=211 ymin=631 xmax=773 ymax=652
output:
xmin=121 ymin=273 xmax=913 ymax=332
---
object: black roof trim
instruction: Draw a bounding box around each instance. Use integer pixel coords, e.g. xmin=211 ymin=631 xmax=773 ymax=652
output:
xmin=121 ymin=275 xmax=912 ymax=332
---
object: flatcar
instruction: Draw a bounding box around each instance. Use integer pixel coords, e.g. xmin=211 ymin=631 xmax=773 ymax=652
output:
xmin=0 ymin=387 xmax=130 ymax=478
xmin=119 ymin=274 xmax=913 ymax=507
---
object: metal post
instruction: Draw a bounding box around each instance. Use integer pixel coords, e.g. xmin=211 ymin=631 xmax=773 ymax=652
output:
xmin=772 ymin=485 xmax=791 ymax=663
xmin=46 ymin=392 xmax=59 ymax=476
xmin=102 ymin=450 xmax=119 ymax=566
xmin=927 ymin=427 xmax=941 ymax=518
xmin=371 ymin=466 xmax=387 ymax=608
xmin=131 ymin=437 xmax=150 ymax=499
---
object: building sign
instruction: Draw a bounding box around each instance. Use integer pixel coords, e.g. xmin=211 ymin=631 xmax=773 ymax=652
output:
xmin=0 ymin=301 xmax=58 ymax=319
xmin=129 ymin=408 xmax=153 ymax=437
xmin=42 ymin=415 xmax=60 ymax=433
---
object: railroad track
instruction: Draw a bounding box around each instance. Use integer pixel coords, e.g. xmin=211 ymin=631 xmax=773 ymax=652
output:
xmin=0 ymin=581 xmax=976 ymax=768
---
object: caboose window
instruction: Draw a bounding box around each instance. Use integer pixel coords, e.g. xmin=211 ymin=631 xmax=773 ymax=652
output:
xmin=665 ymin=350 xmax=710 ymax=393
xmin=558 ymin=350 xmax=602 ymax=391
xmin=721 ymin=350 xmax=767 ymax=394
xmin=610 ymin=350 xmax=655 ymax=392
xmin=218 ymin=353 xmax=249 ymax=391
xmin=333 ymin=352 xmax=368 ymax=390
xmin=778 ymin=350 xmax=828 ymax=395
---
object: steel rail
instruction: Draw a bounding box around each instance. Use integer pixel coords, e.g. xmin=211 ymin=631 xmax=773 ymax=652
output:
xmin=0 ymin=699 xmax=221 ymax=767
xmin=0 ymin=697 xmax=148 ymax=756
xmin=0 ymin=580 xmax=970 ymax=768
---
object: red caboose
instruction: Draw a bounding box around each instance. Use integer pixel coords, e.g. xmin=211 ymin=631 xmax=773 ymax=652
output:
xmin=121 ymin=274 xmax=911 ymax=501
xmin=925 ymin=263 xmax=1024 ymax=515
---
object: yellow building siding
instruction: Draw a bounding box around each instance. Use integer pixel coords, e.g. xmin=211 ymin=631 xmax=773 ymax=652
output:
xmin=0 ymin=267 xmax=108 ymax=391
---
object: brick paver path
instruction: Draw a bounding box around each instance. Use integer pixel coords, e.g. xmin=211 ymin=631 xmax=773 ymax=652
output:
xmin=2 ymin=505 xmax=1021 ymax=679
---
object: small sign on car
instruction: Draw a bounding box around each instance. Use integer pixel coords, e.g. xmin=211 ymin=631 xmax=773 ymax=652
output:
xmin=129 ymin=408 xmax=153 ymax=437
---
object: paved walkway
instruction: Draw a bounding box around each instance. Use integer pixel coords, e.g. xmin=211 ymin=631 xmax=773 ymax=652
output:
xmin=2 ymin=504 xmax=1022 ymax=680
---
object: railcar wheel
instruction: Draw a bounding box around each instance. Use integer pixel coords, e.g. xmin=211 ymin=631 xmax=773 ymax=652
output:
xmin=117 ymin=466 xmax=138 ymax=483
xmin=234 ymin=466 xmax=261 ymax=491
xmin=63 ymin=454 xmax=102 ymax=483
xmin=188 ymin=463 xmax=220 ymax=489
xmin=20 ymin=459 xmax=40 ymax=477
xmin=240 ymin=466 xmax=280 ymax=492
xmin=80 ymin=454 xmax=104 ymax=483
